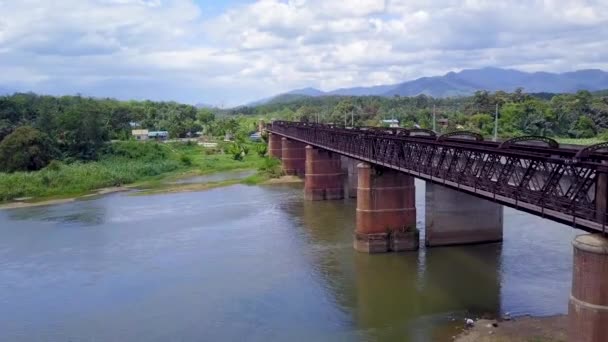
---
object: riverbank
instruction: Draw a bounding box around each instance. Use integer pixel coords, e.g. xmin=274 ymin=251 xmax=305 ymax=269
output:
xmin=455 ymin=315 xmax=567 ymax=342
xmin=0 ymin=141 xmax=275 ymax=204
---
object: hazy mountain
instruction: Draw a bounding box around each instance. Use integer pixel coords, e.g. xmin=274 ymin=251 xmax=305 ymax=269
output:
xmin=0 ymin=86 xmax=14 ymax=95
xmin=385 ymin=67 xmax=608 ymax=97
xmin=286 ymin=87 xmax=325 ymax=96
xmin=327 ymin=84 xmax=399 ymax=96
xmin=195 ymin=102 xmax=216 ymax=109
xmin=256 ymin=68 xmax=608 ymax=105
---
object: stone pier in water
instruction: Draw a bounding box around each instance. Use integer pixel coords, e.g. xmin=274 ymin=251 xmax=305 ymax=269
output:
xmin=425 ymin=183 xmax=503 ymax=247
xmin=304 ymin=146 xmax=344 ymax=201
xmin=569 ymin=234 xmax=608 ymax=342
xmin=281 ymin=138 xmax=305 ymax=176
xmin=354 ymin=163 xmax=417 ymax=253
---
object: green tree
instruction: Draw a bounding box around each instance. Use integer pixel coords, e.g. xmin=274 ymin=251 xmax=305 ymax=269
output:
xmin=467 ymin=113 xmax=494 ymax=136
xmin=572 ymin=116 xmax=597 ymax=138
xmin=499 ymin=99 xmax=552 ymax=136
xmin=57 ymin=100 xmax=108 ymax=160
xmin=0 ymin=126 xmax=58 ymax=172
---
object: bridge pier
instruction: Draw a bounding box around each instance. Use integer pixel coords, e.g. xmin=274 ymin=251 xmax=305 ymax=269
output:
xmin=268 ymin=133 xmax=282 ymax=159
xmin=569 ymin=234 xmax=608 ymax=342
xmin=425 ymin=183 xmax=503 ymax=247
xmin=355 ymin=163 xmax=417 ymax=253
xmin=341 ymin=156 xmax=358 ymax=198
xmin=304 ymin=146 xmax=344 ymax=201
xmin=281 ymin=138 xmax=306 ymax=176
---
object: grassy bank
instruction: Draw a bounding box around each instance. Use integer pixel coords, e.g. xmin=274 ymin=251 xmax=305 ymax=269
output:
xmin=0 ymin=141 xmax=274 ymax=202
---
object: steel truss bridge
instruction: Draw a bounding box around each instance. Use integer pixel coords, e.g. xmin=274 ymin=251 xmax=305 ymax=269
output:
xmin=269 ymin=120 xmax=608 ymax=233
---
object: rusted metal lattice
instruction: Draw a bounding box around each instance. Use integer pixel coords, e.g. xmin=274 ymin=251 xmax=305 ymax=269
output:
xmin=269 ymin=121 xmax=608 ymax=233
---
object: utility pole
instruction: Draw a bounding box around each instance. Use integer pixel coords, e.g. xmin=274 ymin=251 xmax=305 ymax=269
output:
xmin=493 ymin=103 xmax=499 ymax=142
xmin=432 ymin=104 xmax=436 ymax=132
xmin=351 ymin=111 xmax=354 ymax=127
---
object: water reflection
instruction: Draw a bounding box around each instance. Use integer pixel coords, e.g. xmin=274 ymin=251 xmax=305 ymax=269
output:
xmin=0 ymin=180 xmax=580 ymax=342
xmin=291 ymin=191 xmax=503 ymax=341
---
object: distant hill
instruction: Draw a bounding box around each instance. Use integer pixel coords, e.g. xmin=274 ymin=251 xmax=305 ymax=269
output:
xmin=0 ymin=86 xmax=14 ymax=95
xmin=254 ymin=67 xmax=608 ymax=105
xmin=195 ymin=102 xmax=217 ymax=109
xmin=286 ymin=87 xmax=325 ymax=96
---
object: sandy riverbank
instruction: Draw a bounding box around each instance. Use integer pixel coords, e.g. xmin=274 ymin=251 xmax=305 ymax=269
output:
xmin=455 ymin=315 xmax=567 ymax=342
xmin=0 ymin=174 xmax=303 ymax=209
xmin=0 ymin=187 xmax=131 ymax=210
xmin=261 ymin=175 xmax=303 ymax=184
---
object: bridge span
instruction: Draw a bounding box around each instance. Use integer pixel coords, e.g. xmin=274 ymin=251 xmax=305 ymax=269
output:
xmin=267 ymin=120 xmax=608 ymax=342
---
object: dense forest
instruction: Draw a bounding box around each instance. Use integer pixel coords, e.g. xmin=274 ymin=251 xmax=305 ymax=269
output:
xmin=0 ymin=93 xmax=258 ymax=172
xmin=1 ymin=89 xmax=608 ymax=174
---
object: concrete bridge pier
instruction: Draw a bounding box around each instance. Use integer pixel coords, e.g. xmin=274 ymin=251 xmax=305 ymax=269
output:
xmin=341 ymin=156 xmax=358 ymax=198
xmin=569 ymin=234 xmax=608 ymax=342
xmin=268 ymin=133 xmax=282 ymax=159
xmin=355 ymin=163 xmax=417 ymax=253
xmin=281 ymin=138 xmax=306 ymax=176
xmin=425 ymin=183 xmax=503 ymax=247
xmin=304 ymin=146 xmax=344 ymax=201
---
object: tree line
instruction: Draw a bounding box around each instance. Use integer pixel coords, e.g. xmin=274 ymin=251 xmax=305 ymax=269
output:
xmin=0 ymin=93 xmax=256 ymax=172
xmin=2 ymin=89 xmax=608 ymax=173
xmin=232 ymin=88 xmax=608 ymax=139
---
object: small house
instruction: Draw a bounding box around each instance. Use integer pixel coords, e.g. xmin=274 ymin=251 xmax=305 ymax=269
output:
xmin=381 ymin=119 xmax=399 ymax=128
xmin=132 ymin=129 xmax=149 ymax=141
xmin=249 ymin=132 xmax=262 ymax=141
xmin=148 ymin=131 xmax=169 ymax=141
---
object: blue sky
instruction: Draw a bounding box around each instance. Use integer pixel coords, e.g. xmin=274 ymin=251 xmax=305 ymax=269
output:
xmin=0 ymin=0 xmax=607 ymax=106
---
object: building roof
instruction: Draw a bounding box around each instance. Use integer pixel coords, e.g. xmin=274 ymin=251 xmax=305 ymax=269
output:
xmin=148 ymin=131 xmax=169 ymax=137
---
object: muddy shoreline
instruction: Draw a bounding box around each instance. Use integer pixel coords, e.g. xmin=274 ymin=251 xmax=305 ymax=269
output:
xmin=455 ymin=315 xmax=567 ymax=342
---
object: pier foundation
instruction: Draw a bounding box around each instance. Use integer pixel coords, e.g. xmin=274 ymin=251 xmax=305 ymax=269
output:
xmin=425 ymin=183 xmax=503 ymax=247
xmin=569 ymin=234 xmax=608 ymax=342
xmin=304 ymin=146 xmax=344 ymax=201
xmin=355 ymin=163 xmax=417 ymax=253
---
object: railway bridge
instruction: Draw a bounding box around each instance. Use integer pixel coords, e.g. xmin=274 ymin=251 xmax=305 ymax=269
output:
xmin=267 ymin=120 xmax=608 ymax=342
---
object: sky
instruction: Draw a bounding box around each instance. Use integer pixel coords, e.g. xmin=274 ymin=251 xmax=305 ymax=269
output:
xmin=0 ymin=0 xmax=607 ymax=106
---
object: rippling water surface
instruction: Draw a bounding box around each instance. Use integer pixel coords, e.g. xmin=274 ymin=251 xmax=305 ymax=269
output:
xmin=0 ymin=180 xmax=581 ymax=341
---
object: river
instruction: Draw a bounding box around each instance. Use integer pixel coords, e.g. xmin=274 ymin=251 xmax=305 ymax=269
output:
xmin=0 ymin=179 xmax=581 ymax=341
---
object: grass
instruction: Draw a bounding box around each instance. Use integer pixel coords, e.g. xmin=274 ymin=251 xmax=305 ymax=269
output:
xmin=554 ymin=137 xmax=604 ymax=146
xmin=0 ymin=140 xmax=273 ymax=202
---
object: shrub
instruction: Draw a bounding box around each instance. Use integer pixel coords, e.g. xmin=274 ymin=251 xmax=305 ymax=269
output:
xmin=227 ymin=143 xmax=244 ymax=161
xmin=101 ymin=141 xmax=170 ymax=161
xmin=256 ymin=144 xmax=267 ymax=157
xmin=0 ymin=126 xmax=58 ymax=172
xmin=180 ymin=154 xmax=193 ymax=166
xmin=258 ymin=157 xmax=282 ymax=178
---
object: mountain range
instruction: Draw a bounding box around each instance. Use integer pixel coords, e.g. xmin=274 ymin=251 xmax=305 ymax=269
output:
xmin=256 ymin=67 xmax=608 ymax=105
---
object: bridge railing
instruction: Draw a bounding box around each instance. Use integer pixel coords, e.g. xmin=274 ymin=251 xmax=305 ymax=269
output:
xmin=269 ymin=120 xmax=608 ymax=232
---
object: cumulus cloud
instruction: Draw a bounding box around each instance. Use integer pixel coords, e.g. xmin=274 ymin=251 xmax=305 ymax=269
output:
xmin=0 ymin=0 xmax=607 ymax=105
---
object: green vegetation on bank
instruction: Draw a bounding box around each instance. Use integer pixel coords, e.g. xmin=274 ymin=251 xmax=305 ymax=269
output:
xmin=0 ymin=140 xmax=274 ymax=202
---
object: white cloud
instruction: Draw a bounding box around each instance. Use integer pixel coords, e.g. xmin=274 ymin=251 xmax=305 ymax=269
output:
xmin=0 ymin=0 xmax=607 ymax=105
